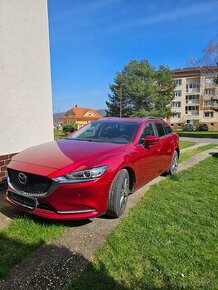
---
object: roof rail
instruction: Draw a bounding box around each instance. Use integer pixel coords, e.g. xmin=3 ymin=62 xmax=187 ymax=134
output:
xmin=143 ymin=116 xmax=163 ymax=120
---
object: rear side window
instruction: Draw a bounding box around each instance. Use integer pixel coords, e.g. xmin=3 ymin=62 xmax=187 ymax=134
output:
xmin=155 ymin=123 xmax=166 ymax=137
xmin=163 ymin=124 xmax=173 ymax=134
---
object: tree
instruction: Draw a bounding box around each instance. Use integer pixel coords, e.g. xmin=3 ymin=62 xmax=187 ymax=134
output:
xmin=187 ymin=37 xmax=218 ymax=78
xmin=187 ymin=37 xmax=218 ymax=111
xmin=106 ymin=59 xmax=174 ymax=118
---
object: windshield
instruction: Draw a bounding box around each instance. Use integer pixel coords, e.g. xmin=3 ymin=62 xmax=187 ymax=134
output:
xmin=67 ymin=121 xmax=139 ymax=144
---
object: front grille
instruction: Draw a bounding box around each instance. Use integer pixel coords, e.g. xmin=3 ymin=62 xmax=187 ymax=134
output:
xmin=8 ymin=168 xmax=52 ymax=196
xmin=8 ymin=191 xmax=36 ymax=210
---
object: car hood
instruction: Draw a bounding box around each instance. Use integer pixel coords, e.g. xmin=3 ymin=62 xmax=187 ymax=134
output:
xmin=12 ymin=139 xmax=127 ymax=170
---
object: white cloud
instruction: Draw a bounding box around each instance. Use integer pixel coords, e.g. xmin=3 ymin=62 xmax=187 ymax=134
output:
xmin=126 ymin=1 xmax=218 ymax=27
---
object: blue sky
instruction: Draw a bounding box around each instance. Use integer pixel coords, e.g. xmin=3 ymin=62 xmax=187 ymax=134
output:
xmin=48 ymin=0 xmax=218 ymax=113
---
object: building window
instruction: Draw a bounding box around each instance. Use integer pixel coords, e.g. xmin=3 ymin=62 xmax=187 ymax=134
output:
xmin=174 ymin=79 xmax=182 ymax=86
xmin=186 ymin=83 xmax=200 ymax=92
xmin=205 ymin=88 xmax=215 ymax=95
xmin=204 ymin=112 xmax=214 ymax=118
xmin=172 ymin=102 xmax=181 ymax=108
xmin=174 ymin=90 xmax=181 ymax=97
xmin=185 ymin=95 xmax=199 ymax=104
xmin=186 ymin=83 xmax=199 ymax=89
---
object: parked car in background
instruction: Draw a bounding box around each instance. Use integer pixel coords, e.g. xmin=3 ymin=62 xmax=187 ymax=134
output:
xmin=183 ymin=123 xmax=194 ymax=132
xmin=197 ymin=123 xmax=208 ymax=131
xmin=5 ymin=117 xmax=179 ymax=220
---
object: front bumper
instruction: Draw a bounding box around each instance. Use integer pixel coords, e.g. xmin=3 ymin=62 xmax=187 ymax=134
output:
xmin=5 ymin=176 xmax=111 ymax=220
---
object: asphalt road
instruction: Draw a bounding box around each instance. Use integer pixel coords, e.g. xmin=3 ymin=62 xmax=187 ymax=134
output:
xmin=180 ymin=136 xmax=218 ymax=144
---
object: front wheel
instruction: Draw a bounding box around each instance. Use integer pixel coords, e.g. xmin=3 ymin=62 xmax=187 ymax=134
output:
xmin=169 ymin=151 xmax=179 ymax=175
xmin=107 ymin=169 xmax=130 ymax=218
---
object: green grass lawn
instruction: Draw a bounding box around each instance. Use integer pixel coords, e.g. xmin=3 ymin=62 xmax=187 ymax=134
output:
xmin=54 ymin=129 xmax=65 ymax=140
xmin=0 ymin=145 xmax=217 ymax=284
xmin=179 ymin=144 xmax=217 ymax=163
xmin=180 ymin=140 xmax=196 ymax=149
xmin=69 ymin=156 xmax=218 ymax=290
xmin=0 ymin=217 xmax=66 ymax=278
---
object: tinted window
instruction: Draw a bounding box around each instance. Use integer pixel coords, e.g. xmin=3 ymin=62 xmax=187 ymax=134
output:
xmin=163 ymin=124 xmax=173 ymax=134
xmin=69 ymin=121 xmax=139 ymax=144
xmin=155 ymin=123 xmax=166 ymax=137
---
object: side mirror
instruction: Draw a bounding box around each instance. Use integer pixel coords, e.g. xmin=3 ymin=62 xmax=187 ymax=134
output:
xmin=143 ymin=135 xmax=160 ymax=145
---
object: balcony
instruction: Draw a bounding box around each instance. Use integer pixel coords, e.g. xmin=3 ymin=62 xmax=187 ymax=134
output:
xmin=210 ymin=104 xmax=218 ymax=111
xmin=185 ymin=100 xmax=199 ymax=105
xmin=211 ymin=95 xmax=218 ymax=101
xmin=186 ymin=88 xmax=200 ymax=93
xmin=183 ymin=115 xmax=200 ymax=121
xmin=185 ymin=110 xmax=199 ymax=116
xmin=203 ymin=95 xmax=213 ymax=101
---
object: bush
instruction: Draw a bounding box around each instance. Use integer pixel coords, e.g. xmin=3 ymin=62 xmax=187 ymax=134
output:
xmin=178 ymin=131 xmax=218 ymax=138
xmin=62 ymin=124 xmax=77 ymax=136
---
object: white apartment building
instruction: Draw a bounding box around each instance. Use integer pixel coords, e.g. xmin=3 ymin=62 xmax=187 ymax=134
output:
xmin=170 ymin=67 xmax=218 ymax=130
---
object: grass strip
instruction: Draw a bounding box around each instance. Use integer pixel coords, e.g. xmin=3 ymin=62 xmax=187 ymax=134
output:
xmin=179 ymin=144 xmax=217 ymax=163
xmin=0 ymin=217 xmax=66 ymax=278
xmin=54 ymin=129 xmax=65 ymax=140
xmin=180 ymin=140 xmax=196 ymax=149
xmin=69 ymin=156 xmax=218 ymax=290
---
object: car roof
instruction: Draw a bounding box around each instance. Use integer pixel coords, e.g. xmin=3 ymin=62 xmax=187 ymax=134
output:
xmin=99 ymin=117 xmax=164 ymax=124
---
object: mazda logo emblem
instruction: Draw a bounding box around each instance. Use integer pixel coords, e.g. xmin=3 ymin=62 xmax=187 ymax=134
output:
xmin=18 ymin=172 xmax=28 ymax=185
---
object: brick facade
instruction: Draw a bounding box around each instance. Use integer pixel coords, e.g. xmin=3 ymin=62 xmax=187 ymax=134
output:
xmin=0 ymin=153 xmax=16 ymax=190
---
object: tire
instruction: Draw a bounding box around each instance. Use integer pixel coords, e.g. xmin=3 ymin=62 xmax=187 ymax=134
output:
xmin=169 ymin=150 xmax=179 ymax=175
xmin=107 ymin=169 xmax=130 ymax=218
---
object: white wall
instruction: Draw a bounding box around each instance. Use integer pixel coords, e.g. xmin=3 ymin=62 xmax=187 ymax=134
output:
xmin=0 ymin=0 xmax=53 ymax=156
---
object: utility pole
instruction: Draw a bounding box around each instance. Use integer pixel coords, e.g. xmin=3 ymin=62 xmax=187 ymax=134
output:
xmin=119 ymin=82 xmax=124 ymax=118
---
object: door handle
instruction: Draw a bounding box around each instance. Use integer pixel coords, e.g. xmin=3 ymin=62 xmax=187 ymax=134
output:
xmin=157 ymin=147 xmax=161 ymax=151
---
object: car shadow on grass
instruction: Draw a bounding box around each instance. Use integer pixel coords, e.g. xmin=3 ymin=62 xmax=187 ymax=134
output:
xmin=209 ymin=152 xmax=218 ymax=158
xmin=0 ymin=234 xmax=128 ymax=290
xmin=0 ymin=235 xmax=192 ymax=290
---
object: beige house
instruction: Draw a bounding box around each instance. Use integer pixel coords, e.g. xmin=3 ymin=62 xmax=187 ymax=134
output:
xmin=170 ymin=67 xmax=218 ymax=130
xmin=0 ymin=0 xmax=53 ymax=189
xmin=63 ymin=106 xmax=103 ymax=129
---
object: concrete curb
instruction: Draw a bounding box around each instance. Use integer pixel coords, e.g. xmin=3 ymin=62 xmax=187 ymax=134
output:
xmin=0 ymin=147 xmax=218 ymax=289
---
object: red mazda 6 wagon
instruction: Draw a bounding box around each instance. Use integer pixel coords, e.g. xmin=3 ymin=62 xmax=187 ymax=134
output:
xmin=5 ymin=117 xmax=179 ymax=220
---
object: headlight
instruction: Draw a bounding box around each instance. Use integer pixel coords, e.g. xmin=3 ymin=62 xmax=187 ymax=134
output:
xmin=53 ymin=165 xmax=108 ymax=183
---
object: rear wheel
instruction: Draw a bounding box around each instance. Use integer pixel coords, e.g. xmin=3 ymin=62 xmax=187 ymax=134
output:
xmin=169 ymin=151 xmax=179 ymax=175
xmin=107 ymin=169 xmax=130 ymax=218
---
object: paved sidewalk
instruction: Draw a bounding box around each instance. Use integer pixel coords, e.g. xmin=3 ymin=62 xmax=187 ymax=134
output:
xmin=180 ymin=142 xmax=209 ymax=152
xmin=180 ymin=136 xmax=218 ymax=144
xmin=0 ymin=190 xmax=11 ymax=229
xmin=0 ymin=147 xmax=218 ymax=290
